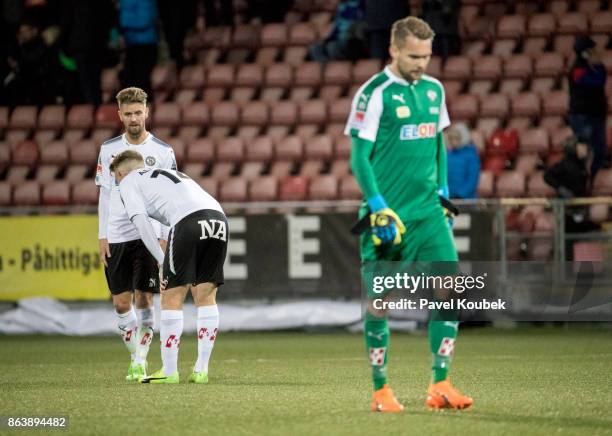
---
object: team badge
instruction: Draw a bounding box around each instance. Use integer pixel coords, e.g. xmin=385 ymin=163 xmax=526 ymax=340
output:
xmin=427 ymin=90 xmax=437 ymax=102
xmin=396 ymin=106 xmax=411 ymax=118
xmin=145 ymin=156 xmax=156 ymax=166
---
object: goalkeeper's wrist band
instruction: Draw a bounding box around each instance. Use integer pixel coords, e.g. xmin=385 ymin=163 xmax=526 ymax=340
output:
xmin=367 ymin=194 xmax=387 ymax=212
xmin=437 ymin=186 xmax=449 ymax=200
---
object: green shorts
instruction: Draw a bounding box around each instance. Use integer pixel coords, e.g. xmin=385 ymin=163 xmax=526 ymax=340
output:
xmin=361 ymin=211 xmax=458 ymax=299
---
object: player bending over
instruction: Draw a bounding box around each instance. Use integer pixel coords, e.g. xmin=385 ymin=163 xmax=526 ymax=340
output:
xmin=96 ymin=87 xmax=177 ymax=381
xmin=110 ymin=150 xmax=228 ymax=384
xmin=345 ymin=16 xmax=473 ymax=412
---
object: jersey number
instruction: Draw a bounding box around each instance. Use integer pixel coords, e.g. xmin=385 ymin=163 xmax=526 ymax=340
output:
xmin=151 ymin=169 xmax=190 ymax=184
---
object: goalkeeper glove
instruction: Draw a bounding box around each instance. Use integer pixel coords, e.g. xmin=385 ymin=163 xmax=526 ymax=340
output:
xmin=437 ymin=186 xmax=454 ymax=228
xmin=367 ymin=195 xmax=406 ymax=246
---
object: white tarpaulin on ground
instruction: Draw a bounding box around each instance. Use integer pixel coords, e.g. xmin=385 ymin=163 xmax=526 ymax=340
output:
xmin=0 ymin=297 xmax=419 ymax=335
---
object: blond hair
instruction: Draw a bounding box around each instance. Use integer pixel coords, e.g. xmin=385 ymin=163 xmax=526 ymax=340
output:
xmin=391 ymin=16 xmax=435 ymax=48
xmin=115 ymin=87 xmax=148 ymax=106
xmin=109 ymin=150 xmax=144 ymax=174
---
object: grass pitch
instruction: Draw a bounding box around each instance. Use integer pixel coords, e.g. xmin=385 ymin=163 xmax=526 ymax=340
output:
xmin=1 ymin=327 xmax=612 ymax=435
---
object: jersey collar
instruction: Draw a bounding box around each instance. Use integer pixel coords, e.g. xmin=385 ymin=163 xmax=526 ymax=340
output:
xmin=385 ymin=66 xmax=418 ymax=86
xmin=122 ymin=132 xmax=151 ymax=146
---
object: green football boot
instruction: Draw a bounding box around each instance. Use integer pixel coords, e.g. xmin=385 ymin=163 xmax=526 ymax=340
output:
xmin=139 ymin=369 xmax=179 ymax=384
xmin=188 ymin=371 xmax=209 ymax=384
xmin=132 ymin=362 xmax=147 ymax=380
xmin=125 ymin=361 xmax=138 ymax=382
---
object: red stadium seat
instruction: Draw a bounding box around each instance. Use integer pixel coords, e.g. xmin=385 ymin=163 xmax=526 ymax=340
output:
xmin=499 ymin=78 xmax=525 ymax=96
xmin=0 ymin=182 xmax=11 ymax=206
xmin=299 ymin=100 xmax=327 ymax=125
xmin=482 ymin=155 xmax=507 ymax=176
xmin=479 ymin=93 xmax=509 ymax=118
xmin=339 ymin=175 xmax=361 ymax=200
xmin=530 ymin=77 xmax=556 ymax=96
xmin=40 ymin=141 xmax=69 ymax=165
xmin=514 ymin=154 xmax=539 ymax=175
xmin=552 ymin=34 xmax=575 ymax=57
xmin=519 ymin=128 xmax=549 ymax=155
xmin=231 ymin=24 xmax=260 ymax=48
xmin=186 ymin=138 xmax=215 ymax=163
xmin=488 ymin=128 xmax=519 ymax=159
xmin=249 ymin=176 xmax=278 ymax=201
xmin=239 ymin=161 xmax=264 ymax=181
xmin=305 ymin=135 xmax=333 ymax=160
xmin=210 ymin=162 xmax=236 ymax=182
xmin=324 ymin=61 xmax=351 ymax=85
xmin=309 ymin=175 xmax=338 ymax=200
xmin=211 ymin=102 xmax=239 ymax=127
xmin=64 ymin=165 xmax=88 ymax=183
xmin=591 ymin=11 xmax=612 ymax=33
xmin=426 ymin=56 xmax=442 ymax=77
xmin=265 ymin=64 xmax=293 ymax=87
xmin=66 ymin=104 xmax=94 ymax=130
xmin=151 ymin=63 xmax=177 ymax=92
xmin=220 ymin=177 xmax=248 ymax=202
xmin=589 ymin=204 xmax=609 ymax=224
xmin=230 ymin=87 xmax=257 ymax=105
xmin=550 ymin=126 xmax=574 ymax=152
xmin=269 ymin=161 xmax=294 ymax=179
xmin=477 ymin=170 xmax=494 ymax=198
xmin=319 ymin=85 xmax=344 ymax=102
xmin=101 ymin=68 xmax=120 ymax=97
xmin=195 ymin=177 xmax=218 ymax=198
xmin=497 ymin=15 xmax=526 ymax=39
xmin=12 ymin=140 xmax=39 ymax=166
xmin=276 ymin=135 xmax=303 ymax=160
xmin=443 ymin=56 xmax=472 ymax=80
xmin=299 ymin=160 xmax=324 ymax=178
xmin=207 ymin=64 xmax=235 ymax=88
xmin=289 ymin=22 xmax=317 ymax=45
xmin=0 ymin=107 xmax=8 ymax=130
xmin=5 ymin=130 xmax=28 ymax=146
xmin=511 ymin=92 xmax=540 ymax=117
xmin=503 ymin=55 xmax=532 ymax=79
xmin=246 ymin=136 xmax=274 ymax=162
xmin=523 ymin=37 xmax=548 ymax=56
xmin=216 ymin=137 xmax=244 ymax=163
xmin=557 ymin=12 xmax=588 ymax=34
xmin=225 ymin=48 xmax=251 ymax=66
xmin=528 ymin=13 xmax=556 ymax=37
xmin=70 ymin=141 xmax=98 ymax=165
xmin=335 ymin=136 xmax=351 ymax=159
xmin=473 ymin=55 xmax=502 ymax=80
xmin=241 ymin=101 xmax=269 ymax=126
xmin=527 ymin=172 xmax=555 ymax=197
xmin=266 ymin=125 xmax=290 ymax=142
xmin=463 ymin=40 xmax=487 ymax=60
xmin=202 ymin=26 xmax=231 ymax=48
xmin=542 ymin=90 xmax=568 ymax=116
xmin=592 ymin=170 xmax=612 ymax=195
xmin=236 ymin=64 xmax=264 ymax=87
xmin=279 ymin=176 xmax=308 ymax=200
xmin=38 ymin=105 xmax=65 ymax=131
xmin=35 ymin=165 xmax=59 ymax=183
xmin=261 ymin=23 xmax=288 ymax=47
xmin=9 ymin=106 xmax=37 ymax=130
xmin=95 ymin=104 xmax=121 ymax=129
xmin=330 ymin=160 xmax=350 ymax=177
xmin=71 ymin=181 xmax=98 ymax=205
xmin=34 ymin=130 xmax=57 ymax=147
xmin=270 ymin=101 xmax=298 ymax=126
xmin=182 ymin=162 xmax=206 ymax=178
xmin=182 ymin=102 xmax=209 ymax=128
xmin=152 ymin=102 xmax=180 ymax=128
xmin=444 ymin=80 xmax=464 ymax=98
xmin=534 ymin=52 xmax=565 ymax=77
xmin=179 ymin=65 xmax=206 ymax=89
xmin=42 ymin=181 xmax=70 ymax=206
xmin=496 ymin=171 xmax=526 ymax=197
xmin=256 ymin=47 xmax=280 ymax=67
xmin=449 ymin=94 xmax=478 ymax=120
xmin=13 ymin=181 xmax=40 ymax=206
xmin=294 ymin=62 xmax=322 ymax=87
xmin=353 ymin=59 xmax=381 ymax=83
xmin=289 ymin=86 xmax=315 ymax=102
xmin=491 ymin=39 xmax=517 ymax=59
xmin=284 ymin=46 xmax=308 ymax=67
xmin=329 ymin=98 xmax=352 ymax=124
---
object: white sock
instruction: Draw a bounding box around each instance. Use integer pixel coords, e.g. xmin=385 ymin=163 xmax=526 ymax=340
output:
xmin=194 ymin=305 xmax=219 ymax=374
xmin=116 ymin=307 xmax=138 ymax=360
xmin=160 ymin=310 xmax=183 ymax=376
xmin=135 ymin=308 xmax=155 ymax=365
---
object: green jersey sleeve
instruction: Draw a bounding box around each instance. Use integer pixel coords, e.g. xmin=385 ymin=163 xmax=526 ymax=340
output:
xmin=350 ymin=136 xmax=380 ymax=200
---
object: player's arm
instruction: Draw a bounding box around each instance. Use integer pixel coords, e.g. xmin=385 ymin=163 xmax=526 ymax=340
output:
xmin=95 ymin=153 xmax=111 ymax=266
xmin=436 ymin=85 xmax=451 ymax=200
xmin=132 ymin=215 xmax=165 ymax=265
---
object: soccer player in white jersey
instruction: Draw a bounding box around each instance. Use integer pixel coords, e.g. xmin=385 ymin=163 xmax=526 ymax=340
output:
xmin=96 ymin=87 xmax=177 ymax=381
xmin=110 ymin=150 xmax=228 ymax=384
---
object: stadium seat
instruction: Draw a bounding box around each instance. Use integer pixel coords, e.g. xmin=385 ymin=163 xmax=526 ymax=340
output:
xmin=182 ymin=162 xmax=206 ymax=178
xmin=473 ymin=55 xmax=502 ymax=80
xmin=0 ymin=142 xmax=10 ymax=167
xmin=443 ymin=56 xmax=472 ymax=80
xmin=95 ymin=104 xmax=121 ymax=129
xmin=589 ymin=204 xmax=609 ymax=223
xmin=35 ymin=165 xmax=60 ymax=183
xmin=211 ymin=102 xmax=239 ymax=126
xmin=249 ymin=176 xmax=278 ymax=201
xmin=289 ymin=22 xmax=317 ymax=45
xmin=226 ymin=49 xmax=253 ymax=68
xmin=477 ymin=170 xmax=494 ymax=197
xmin=256 ymin=47 xmax=280 ymax=66
xmin=230 ymin=87 xmax=256 ymax=105
xmin=319 ymin=85 xmax=344 ymax=102
xmin=514 ymin=154 xmax=539 ymax=175
xmin=552 ymin=34 xmax=575 ymax=57
xmin=210 ymin=162 xmax=236 ymax=181
xmin=220 ymin=177 xmax=248 ymax=202
xmin=9 ymin=106 xmax=37 ymax=130
xmin=64 ymin=165 xmax=89 ymax=183
xmin=261 ymin=23 xmax=288 ymax=47
xmin=241 ymin=101 xmax=269 ymax=126
xmin=328 ymin=98 xmax=352 ymax=124
xmin=72 ymin=181 xmax=98 ymax=205
xmin=269 ymin=161 xmax=294 ymax=179
xmin=182 ymin=102 xmax=209 ymax=129
xmin=339 ymin=175 xmax=361 ymax=200
xmin=573 ymin=242 xmax=604 ymax=265
xmin=284 ymin=46 xmax=308 ymax=67
xmin=265 ymin=63 xmax=293 ymax=87
xmin=236 ymin=64 xmax=264 ymax=87
xmin=216 ymin=137 xmax=244 ymax=162
xmin=528 ymin=13 xmax=556 ymax=36
xmin=270 ymin=101 xmax=298 ymax=125
xmin=246 ymin=136 xmax=274 ymax=162
xmin=550 ymin=126 xmax=573 ymax=152
xmin=259 ymin=87 xmax=285 ymax=102
xmin=5 ymin=130 xmax=28 ymax=146
xmin=499 ymin=78 xmax=525 ymax=95
xmin=0 ymin=106 xmax=8 ymax=130
xmin=304 ymin=134 xmax=333 ymax=160
xmin=207 ymin=64 xmax=236 ymax=88
xmin=12 ymin=140 xmax=39 ymax=166
xmin=528 ymin=239 xmax=553 ymax=261
xmin=38 ymin=105 xmax=65 ymax=131
xmin=503 ymin=55 xmax=532 ymax=79
xmin=179 ymin=65 xmax=206 ymax=89
xmin=496 ymin=171 xmax=526 ymax=197
xmin=239 ymin=161 xmax=265 ymax=181
xmin=592 ymin=169 xmax=612 ymax=195
xmin=0 ymin=182 xmax=11 ymax=206
xmin=519 ymin=128 xmax=549 ymax=155
xmin=479 ymin=93 xmax=509 ymax=118
xmin=324 ymin=61 xmax=351 ymax=85
xmin=522 ymin=37 xmax=548 ymax=56
xmin=591 ymin=11 xmax=612 ymax=33
xmin=530 ymin=77 xmax=556 ymax=96
xmin=101 ymin=68 xmax=120 ymax=98
xmin=66 ymin=104 xmax=94 ymax=130
xmin=534 ymin=52 xmax=565 ymax=77
xmin=335 ymin=136 xmax=351 ymax=159
xmin=196 ymin=177 xmax=218 ymax=198
xmin=279 ymin=175 xmax=308 ymax=200
xmin=151 ymin=63 xmax=177 ymax=93
xmin=266 ymin=125 xmax=290 ymax=142
xmin=13 ymin=181 xmax=40 ymax=206
xmin=463 ymin=16 xmax=494 ymax=40
xmin=527 ymin=172 xmax=555 ymax=197
xmin=444 ymin=80 xmax=464 ymax=98
xmin=152 ymin=102 xmax=180 ymax=128
xmin=186 ymin=138 xmax=215 ymax=163
xmin=511 ymin=92 xmax=540 ymax=117
xmin=202 ymin=26 xmax=231 ymax=48
xmin=539 ymin=115 xmax=564 ymax=133
xmin=70 ymin=141 xmax=98 ymax=165
xmin=488 ymin=128 xmax=519 ymax=159
xmin=557 ymin=12 xmax=588 ymax=34
xmin=40 ymin=141 xmax=69 ymax=165
xmin=497 ymin=15 xmax=526 ymax=39
xmin=463 ymin=39 xmax=488 ymax=60
xmin=299 ymin=160 xmax=324 ymax=178
xmin=577 ymin=0 xmax=601 ymax=15
xmin=309 ymin=175 xmax=338 ymax=200
xmin=289 ymin=86 xmax=315 ymax=102
xmin=299 ymin=100 xmax=327 ymax=125
xmin=542 ymin=90 xmax=568 ymax=116
xmin=34 ymin=130 xmax=57 ymax=147
xmin=231 ymin=24 xmax=260 ymax=48
xmin=549 ymin=0 xmax=569 ymax=17
xmin=42 ymin=181 xmax=70 ymax=206
xmin=449 ymin=94 xmax=478 ymax=120
xmin=482 ymin=155 xmax=507 ymax=176
xmin=294 ymin=62 xmax=322 ymax=87
xmin=325 ymin=122 xmax=345 ymax=139
xmin=353 ymin=59 xmax=381 ymax=83
xmin=426 ymin=56 xmax=442 ymax=77
xmin=491 ymin=39 xmax=517 ymax=59
xmin=5 ymin=165 xmax=29 ymax=185
xmin=330 ymin=159 xmax=350 ymax=177
xmin=276 ymin=135 xmax=303 ymax=160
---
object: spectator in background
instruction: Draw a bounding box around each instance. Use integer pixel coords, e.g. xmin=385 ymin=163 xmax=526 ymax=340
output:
xmin=421 ymin=0 xmax=460 ymax=58
xmin=203 ymin=0 xmax=234 ymax=27
xmin=446 ymin=123 xmax=481 ymax=199
xmin=119 ymin=0 xmax=158 ymax=100
xmin=309 ymin=0 xmax=366 ymax=62
xmin=364 ymin=0 xmax=409 ymax=61
xmin=544 ymin=135 xmax=590 ymax=199
xmin=158 ymin=0 xmax=197 ymax=69
xmin=568 ymin=36 xmax=608 ymax=179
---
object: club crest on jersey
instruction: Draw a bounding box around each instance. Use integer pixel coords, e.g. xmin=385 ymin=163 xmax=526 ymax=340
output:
xmin=357 ymin=92 xmax=369 ymax=111
xmin=400 ymin=123 xmax=436 ymax=140
xmin=145 ymin=156 xmax=156 ymax=166
xmin=396 ymin=106 xmax=411 ymax=118
xmin=427 ymin=90 xmax=437 ymax=102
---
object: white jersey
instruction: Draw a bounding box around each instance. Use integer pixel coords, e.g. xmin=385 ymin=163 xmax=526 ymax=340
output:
xmin=96 ymin=133 xmax=177 ymax=243
xmin=119 ymin=168 xmax=224 ymax=228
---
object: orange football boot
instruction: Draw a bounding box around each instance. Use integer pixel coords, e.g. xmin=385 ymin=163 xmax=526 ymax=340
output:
xmin=426 ymin=380 xmax=473 ymax=410
xmin=371 ymin=384 xmax=405 ymax=413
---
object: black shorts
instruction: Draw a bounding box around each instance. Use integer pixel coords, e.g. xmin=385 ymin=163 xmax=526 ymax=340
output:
xmin=104 ymin=239 xmax=159 ymax=295
xmin=163 ymin=209 xmax=228 ymax=289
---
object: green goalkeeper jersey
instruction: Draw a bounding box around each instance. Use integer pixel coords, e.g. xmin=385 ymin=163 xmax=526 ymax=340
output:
xmin=345 ymin=66 xmax=450 ymax=221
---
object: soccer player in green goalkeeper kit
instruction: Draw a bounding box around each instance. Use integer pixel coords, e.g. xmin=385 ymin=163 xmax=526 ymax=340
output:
xmin=345 ymin=16 xmax=473 ymax=412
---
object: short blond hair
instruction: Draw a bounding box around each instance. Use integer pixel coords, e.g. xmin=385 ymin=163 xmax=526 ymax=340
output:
xmin=391 ymin=16 xmax=435 ymax=48
xmin=109 ymin=150 xmax=144 ymax=174
xmin=116 ymin=87 xmax=148 ymax=107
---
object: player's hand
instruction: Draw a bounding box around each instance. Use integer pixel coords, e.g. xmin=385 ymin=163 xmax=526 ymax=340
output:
xmin=368 ymin=195 xmax=406 ymax=246
xmin=99 ymin=239 xmax=111 ymax=267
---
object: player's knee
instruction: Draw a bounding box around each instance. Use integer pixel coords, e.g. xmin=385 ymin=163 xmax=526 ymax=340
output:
xmin=113 ymin=299 xmax=132 ymax=314
xmin=194 ymin=282 xmax=217 ymax=305
xmin=134 ymin=291 xmax=153 ymax=308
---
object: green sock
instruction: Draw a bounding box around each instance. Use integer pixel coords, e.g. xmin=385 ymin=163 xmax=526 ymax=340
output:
xmin=428 ymin=318 xmax=459 ymax=383
xmin=364 ymin=313 xmax=389 ymax=390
